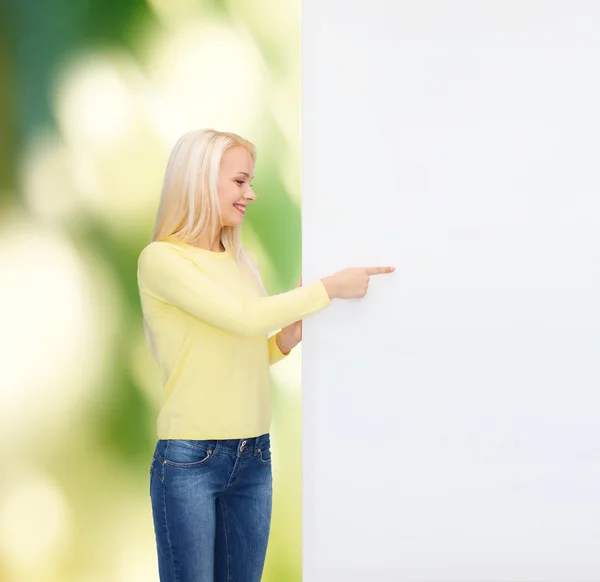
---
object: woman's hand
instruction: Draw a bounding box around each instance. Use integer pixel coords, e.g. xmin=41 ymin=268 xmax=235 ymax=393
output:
xmin=321 ymin=266 xmax=394 ymax=299
xmin=275 ymin=262 xmax=395 ymax=355
xmin=275 ymin=276 xmax=303 ymax=354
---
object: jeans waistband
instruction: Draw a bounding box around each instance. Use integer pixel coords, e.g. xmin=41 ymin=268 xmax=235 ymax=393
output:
xmin=156 ymin=433 xmax=270 ymax=457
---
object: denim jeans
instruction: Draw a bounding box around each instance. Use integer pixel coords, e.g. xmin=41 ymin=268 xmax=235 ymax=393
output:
xmin=149 ymin=433 xmax=273 ymax=582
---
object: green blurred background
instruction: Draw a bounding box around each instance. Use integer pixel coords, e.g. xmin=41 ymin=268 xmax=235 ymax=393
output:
xmin=1 ymin=1 xmax=303 ymax=580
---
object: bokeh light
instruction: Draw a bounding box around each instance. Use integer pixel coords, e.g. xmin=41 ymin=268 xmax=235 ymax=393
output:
xmin=144 ymin=20 xmax=269 ymax=141
xmin=0 ymin=469 xmax=72 ymax=579
xmin=0 ymin=212 xmax=119 ymax=450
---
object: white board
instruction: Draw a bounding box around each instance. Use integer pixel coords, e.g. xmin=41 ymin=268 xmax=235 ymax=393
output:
xmin=302 ymin=2 xmax=600 ymax=580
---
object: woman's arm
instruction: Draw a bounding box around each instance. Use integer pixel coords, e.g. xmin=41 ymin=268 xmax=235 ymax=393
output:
xmin=137 ymin=242 xmax=331 ymax=337
xmin=268 ymin=333 xmax=290 ymax=365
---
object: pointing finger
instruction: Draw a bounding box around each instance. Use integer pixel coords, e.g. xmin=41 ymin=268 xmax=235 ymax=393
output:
xmin=365 ymin=266 xmax=395 ymax=276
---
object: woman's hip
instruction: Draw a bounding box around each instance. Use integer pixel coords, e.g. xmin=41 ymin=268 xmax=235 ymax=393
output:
xmin=149 ymin=433 xmax=272 ymax=495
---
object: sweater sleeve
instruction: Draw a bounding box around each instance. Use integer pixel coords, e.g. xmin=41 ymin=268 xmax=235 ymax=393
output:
xmin=245 ymin=249 xmax=294 ymax=365
xmin=137 ymin=242 xmax=331 ymax=337
xmin=268 ymin=333 xmax=290 ymax=366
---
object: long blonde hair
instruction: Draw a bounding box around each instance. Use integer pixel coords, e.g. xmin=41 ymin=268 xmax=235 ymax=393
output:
xmin=152 ymin=128 xmax=266 ymax=295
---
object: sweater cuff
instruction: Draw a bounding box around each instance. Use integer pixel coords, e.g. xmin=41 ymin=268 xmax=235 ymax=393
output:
xmin=268 ymin=333 xmax=290 ymax=366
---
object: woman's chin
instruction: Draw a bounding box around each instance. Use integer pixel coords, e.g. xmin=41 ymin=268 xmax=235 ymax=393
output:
xmin=222 ymin=216 xmax=243 ymax=228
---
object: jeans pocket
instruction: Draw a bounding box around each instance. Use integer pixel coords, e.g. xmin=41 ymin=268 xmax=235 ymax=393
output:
xmin=150 ymin=454 xmax=165 ymax=487
xmin=163 ymin=439 xmax=215 ymax=468
xmin=257 ymin=443 xmax=272 ymax=464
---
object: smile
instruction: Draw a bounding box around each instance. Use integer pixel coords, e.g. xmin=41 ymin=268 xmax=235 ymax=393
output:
xmin=233 ymin=203 xmax=246 ymax=216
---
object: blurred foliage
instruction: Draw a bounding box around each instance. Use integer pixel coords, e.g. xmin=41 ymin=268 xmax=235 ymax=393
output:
xmin=1 ymin=1 xmax=303 ymax=580
xmin=1 ymin=1 xmax=16 ymax=204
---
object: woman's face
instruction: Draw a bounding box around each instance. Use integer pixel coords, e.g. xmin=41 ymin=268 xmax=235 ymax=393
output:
xmin=218 ymin=146 xmax=256 ymax=227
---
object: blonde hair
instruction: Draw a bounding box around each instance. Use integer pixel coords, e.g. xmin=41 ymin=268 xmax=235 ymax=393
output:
xmin=152 ymin=128 xmax=266 ymax=295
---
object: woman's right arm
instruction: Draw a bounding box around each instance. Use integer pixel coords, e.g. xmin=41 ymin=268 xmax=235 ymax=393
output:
xmin=137 ymin=243 xmax=331 ymax=337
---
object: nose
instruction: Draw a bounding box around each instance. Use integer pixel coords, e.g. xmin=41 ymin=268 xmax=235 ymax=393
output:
xmin=245 ymin=186 xmax=257 ymax=202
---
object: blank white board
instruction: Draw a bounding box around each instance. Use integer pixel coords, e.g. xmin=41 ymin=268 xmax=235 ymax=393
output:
xmin=302 ymin=2 xmax=600 ymax=580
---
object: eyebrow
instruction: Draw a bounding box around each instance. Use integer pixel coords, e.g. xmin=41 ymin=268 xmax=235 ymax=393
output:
xmin=236 ymin=172 xmax=254 ymax=179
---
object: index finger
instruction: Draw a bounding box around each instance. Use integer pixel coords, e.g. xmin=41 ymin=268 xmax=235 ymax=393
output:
xmin=365 ymin=266 xmax=395 ymax=275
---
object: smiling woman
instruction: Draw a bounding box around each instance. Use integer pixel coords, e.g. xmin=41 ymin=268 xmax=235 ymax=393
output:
xmin=137 ymin=128 xmax=393 ymax=581
xmin=138 ymin=128 xmax=332 ymax=582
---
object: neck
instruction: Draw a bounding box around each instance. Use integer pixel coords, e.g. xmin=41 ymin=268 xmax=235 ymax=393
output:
xmin=189 ymin=230 xmax=225 ymax=252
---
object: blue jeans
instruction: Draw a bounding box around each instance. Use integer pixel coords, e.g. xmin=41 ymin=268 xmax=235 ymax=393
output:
xmin=149 ymin=434 xmax=273 ymax=582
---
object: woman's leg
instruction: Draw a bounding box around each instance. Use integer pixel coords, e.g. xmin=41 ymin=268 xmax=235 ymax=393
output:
xmin=214 ymin=433 xmax=273 ymax=582
xmin=150 ymin=439 xmax=225 ymax=582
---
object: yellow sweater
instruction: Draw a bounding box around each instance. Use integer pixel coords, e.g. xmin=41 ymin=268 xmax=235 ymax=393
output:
xmin=137 ymin=238 xmax=331 ymax=439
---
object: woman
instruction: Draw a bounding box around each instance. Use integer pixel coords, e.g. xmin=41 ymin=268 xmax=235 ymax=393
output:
xmin=137 ymin=128 xmax=394 ymax=582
